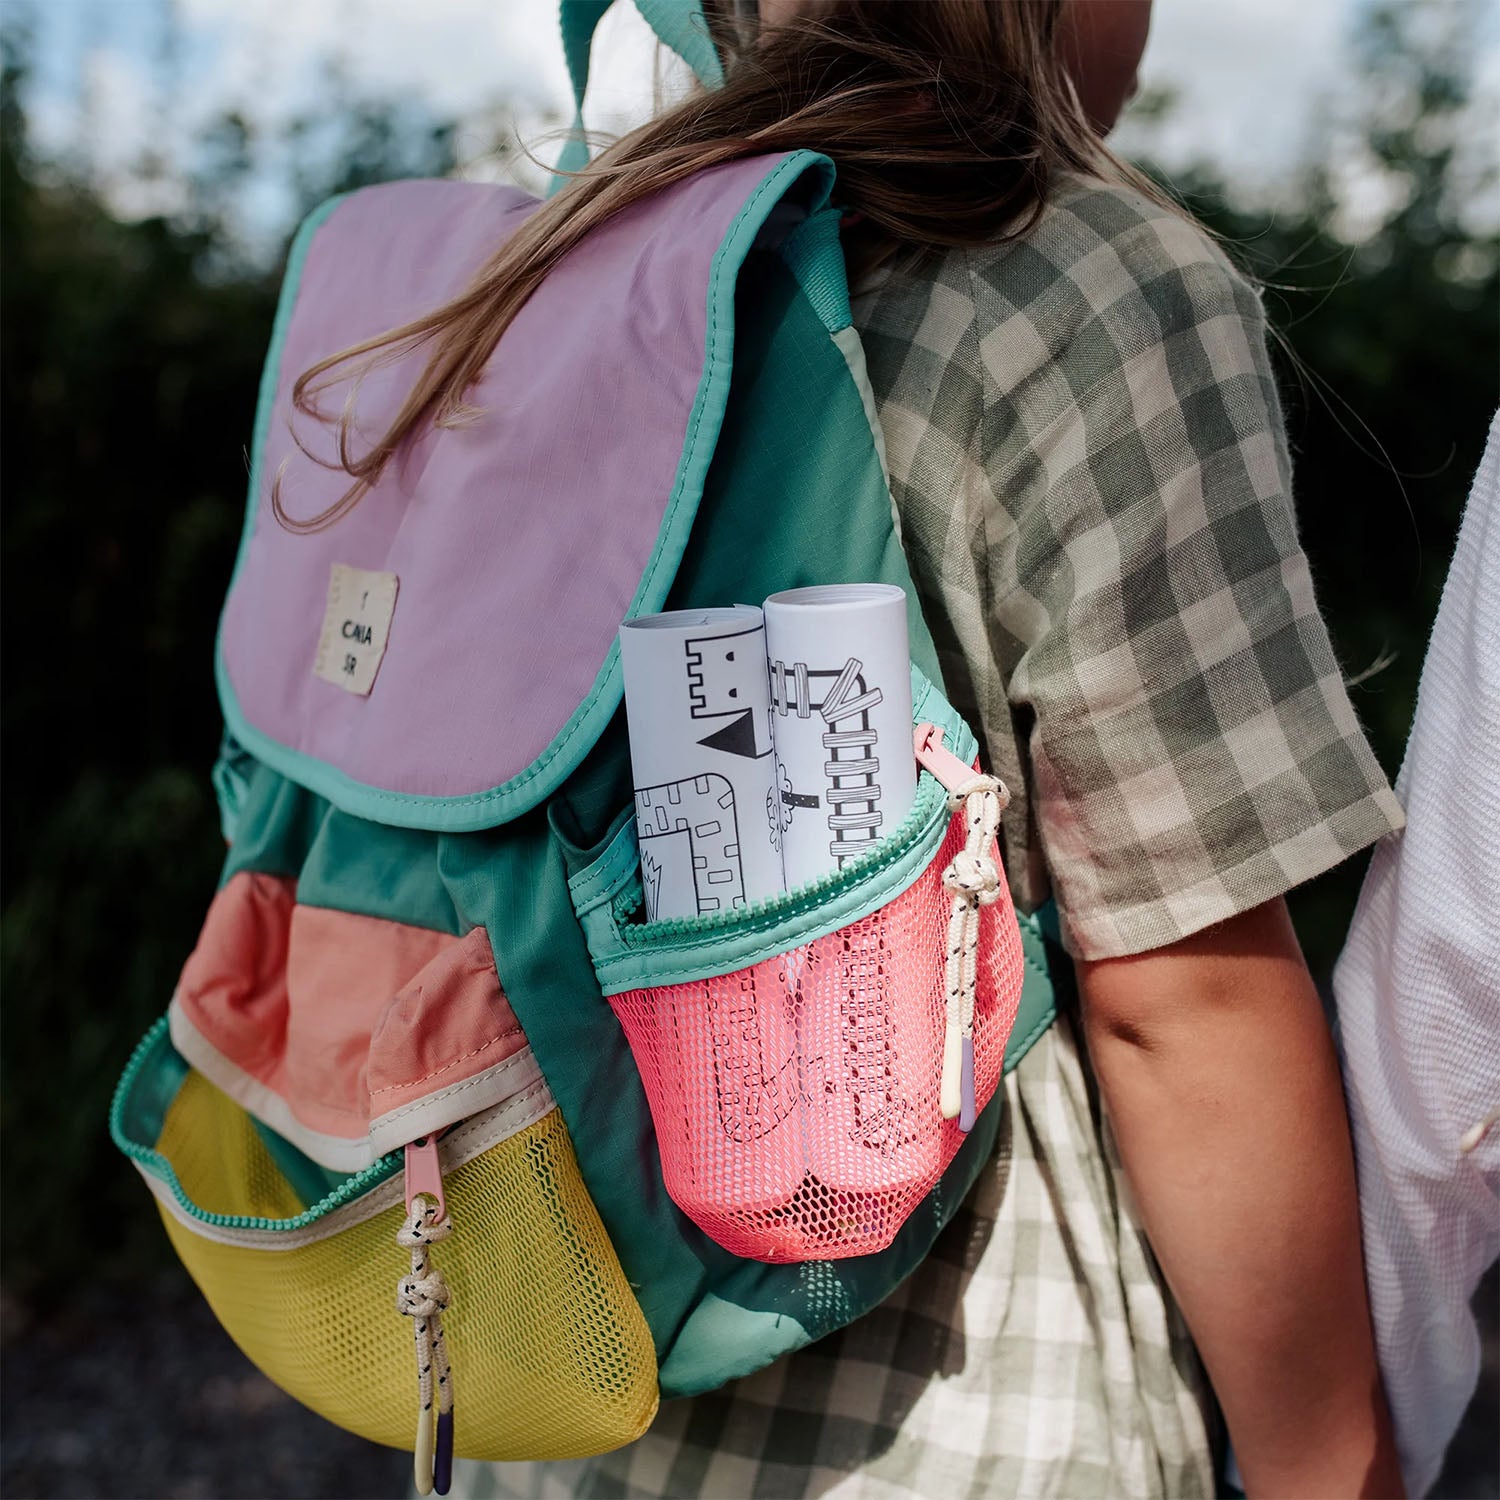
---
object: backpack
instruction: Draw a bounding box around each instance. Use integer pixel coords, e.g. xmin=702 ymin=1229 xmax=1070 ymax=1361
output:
xmin=110 ymin=2 xmax=1067 ymax=1488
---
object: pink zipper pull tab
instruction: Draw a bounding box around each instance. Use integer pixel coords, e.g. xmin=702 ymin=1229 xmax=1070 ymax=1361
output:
xmin=404 ymin=1134 xmax=447 ymax=1224
xmin=914 ymin=723 xmax=980 ymax=795
xmin=401 ymin=1134 xmax=454 ymax=1495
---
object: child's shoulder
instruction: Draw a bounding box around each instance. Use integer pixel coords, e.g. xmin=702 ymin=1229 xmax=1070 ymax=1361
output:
xmin=960 ymin=172 xmax=1263 ymax=356
xmin=852 ymin=173 xmax=1274 ymax=459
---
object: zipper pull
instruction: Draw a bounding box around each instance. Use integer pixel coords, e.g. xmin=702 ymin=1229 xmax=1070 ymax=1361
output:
xmin=400 ymin=1135 xmax=454 ymax=1496
xmin=915 ymin=723 xmax=985 ymax=797
xmin=405 ymin=1134 xmax=448 ymax=1225
xmin=919 ymin=724 xmax=1007 ymax=1136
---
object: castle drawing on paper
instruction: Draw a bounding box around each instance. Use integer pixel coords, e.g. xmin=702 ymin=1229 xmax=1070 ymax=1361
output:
xmin=636 ymin=774 xmax=745 ymax=917
xmin=685 ymin=628 xmax=775 ymax=759
xmin=769 ymin=655 xmax=885 ymax=866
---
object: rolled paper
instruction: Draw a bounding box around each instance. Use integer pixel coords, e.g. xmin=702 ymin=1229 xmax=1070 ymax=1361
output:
xmin=761 ymin=585 xmax=916 ymax=888
xmin=619 ymin=607 xmax=785 ymax=921
xmin=619 ymin=607 xmax=801 ymax=1216
xmin=764 ymin=585 xmax=934 ymax=1210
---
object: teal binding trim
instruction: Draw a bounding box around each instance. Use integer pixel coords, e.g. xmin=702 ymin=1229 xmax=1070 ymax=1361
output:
xmin=831 ymin=326 xmax=890 ymax=488
xmin=777 ymin=208 xmax=851 ymax=333
xmin=1007 ymin=908 xmax=1059 ymax=1072
xmin=110 ymin=1018 xmax=400 ymax=1233
xmin=567 ymin=661 xmax=1061 ymax=1073
xmin=215 ymin=153 xmax=839 ymax=834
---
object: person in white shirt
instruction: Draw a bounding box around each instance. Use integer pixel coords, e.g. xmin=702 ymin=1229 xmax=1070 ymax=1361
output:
xmin=1334 ymin=410 xmax=1500 ymax=1497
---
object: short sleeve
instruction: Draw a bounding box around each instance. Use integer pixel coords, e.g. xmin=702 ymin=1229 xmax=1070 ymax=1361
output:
xmin=979 ymin=210 xmax=1405 ymax=959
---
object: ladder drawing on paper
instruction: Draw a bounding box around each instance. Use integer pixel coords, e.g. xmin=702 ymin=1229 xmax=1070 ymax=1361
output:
xmin=768 ymin=655 xmax=885 ymax=866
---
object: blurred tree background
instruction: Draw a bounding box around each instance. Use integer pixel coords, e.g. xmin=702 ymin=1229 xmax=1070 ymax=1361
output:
xmin=1 ymin=0 xmax=1496 ymax=1492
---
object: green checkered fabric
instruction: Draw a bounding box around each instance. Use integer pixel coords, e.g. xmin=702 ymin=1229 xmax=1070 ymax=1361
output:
xmin=457 ymin=1022 xmax=1216 ymax=1500
xmin=453 ymin=174 xmax=1401 ymax=1499
xmin=859 ymin=174 xmax=1402 ymax=960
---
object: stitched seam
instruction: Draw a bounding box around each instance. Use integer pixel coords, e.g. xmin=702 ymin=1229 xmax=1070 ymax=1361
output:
xmin=568 ymin=825 xmax=638 ymax=909
xmin=1003 ymin=1004 xmax=1057 ymax=1069
xmin=441 ymin=1081 xmax=553 ymax=1153
xmin=1022 ymin=947 xmax=1052 ymax=980
xmin=592 ymin=686 xmax=978 ymax=980
xmin=147 ymin=1082 xmax=558 ymax=1248
xmin=596 ymin=812 xmax=954 ymax=984
xmin=367 ymin=1021 xmax=525 ymax=1096
xmin=367 ymin=1051 xmax=540 ymax=1129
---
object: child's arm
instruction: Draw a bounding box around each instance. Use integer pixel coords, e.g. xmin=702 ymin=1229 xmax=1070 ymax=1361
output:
xmin=1078 ymin=895 xmax=1406 ymax=1499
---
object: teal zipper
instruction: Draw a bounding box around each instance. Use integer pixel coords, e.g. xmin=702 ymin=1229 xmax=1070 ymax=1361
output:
xmin=612 ymin=764 xmax=950 ymax=949
xmin=111 ymin=1016 xmax=401 ymax=1234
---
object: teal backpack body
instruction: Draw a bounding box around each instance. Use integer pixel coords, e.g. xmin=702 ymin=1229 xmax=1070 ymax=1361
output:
xmin=111 ymin=10 xmax=1067 ymax=1478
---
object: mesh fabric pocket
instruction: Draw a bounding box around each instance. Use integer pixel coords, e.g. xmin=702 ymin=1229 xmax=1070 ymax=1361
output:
xmin=145 ymin=1066 xmax=659 ymax=1460
xmin=609 ymin=806 xmax=1024 ymax=1261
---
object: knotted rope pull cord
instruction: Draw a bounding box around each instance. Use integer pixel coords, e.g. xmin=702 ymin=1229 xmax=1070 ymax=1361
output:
xmin=939 ymin=772 xmax=1008 ymax=1133
xmin=398 ymin=1191 xmax=455 ymax=1496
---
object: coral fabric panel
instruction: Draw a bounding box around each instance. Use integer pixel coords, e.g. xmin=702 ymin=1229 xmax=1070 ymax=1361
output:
xmin=174 ymin=871 xmax=296 ymax=1082
xmin=173 ymin=871 xmax=521 ymax=1148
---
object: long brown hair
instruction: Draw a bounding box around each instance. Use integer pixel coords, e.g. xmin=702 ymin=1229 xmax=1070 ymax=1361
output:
xmin=274 ymin=0 xmax=1159 ymax=533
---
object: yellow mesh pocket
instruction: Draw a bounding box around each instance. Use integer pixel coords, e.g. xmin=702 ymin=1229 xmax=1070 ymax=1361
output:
xmin=154 ymin=1074 xmax=659 ymax=1460
xmin=156 ymin=1071 xmax=305 ymax=1219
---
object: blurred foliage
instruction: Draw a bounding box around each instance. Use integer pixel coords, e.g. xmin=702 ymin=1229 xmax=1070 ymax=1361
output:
xmin=0 ymin=27 xmax=463 ymax=1295
xmin=2 ymin=3 xmax=1497 ymax=1298
xmin=1142 ymin=0 xmax=1498 ymax=963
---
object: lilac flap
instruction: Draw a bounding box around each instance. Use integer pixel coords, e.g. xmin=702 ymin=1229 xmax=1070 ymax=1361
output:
xmin=217 ymin=153 xmax=832 ymax=829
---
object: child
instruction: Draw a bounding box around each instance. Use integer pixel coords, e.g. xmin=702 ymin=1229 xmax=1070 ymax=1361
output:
xmin=1333 ymin=411 xmax=1500 ymax=1496
xmin=304 ymin=2 xmax=1409 ymax=1494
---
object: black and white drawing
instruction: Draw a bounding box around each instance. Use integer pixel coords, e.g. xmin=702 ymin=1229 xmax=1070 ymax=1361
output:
xmin=619 ymin=607 xmax=785 ymax=921
xmin=685 ymin=627 xmax=776 ymax=759
xmin=635 ymin=773 xmax=745 ymax=915
xmin=762 ymin=584 xmax=916 ymax=886
xmin=769 ymin=655 xmax=886 ymax=866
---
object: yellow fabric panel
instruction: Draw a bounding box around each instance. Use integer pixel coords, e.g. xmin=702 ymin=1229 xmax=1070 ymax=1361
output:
xmin=155 ymin=1086 xmax=659 ymax=1460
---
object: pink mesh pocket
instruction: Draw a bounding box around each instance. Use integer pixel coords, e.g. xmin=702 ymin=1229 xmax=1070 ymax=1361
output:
xmin=607 ymin=807 xmax=1025 ymax=1261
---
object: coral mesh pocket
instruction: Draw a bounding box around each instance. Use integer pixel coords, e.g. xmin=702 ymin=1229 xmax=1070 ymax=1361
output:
xmin=608 ymin=804 xmax=1025 ymax=1262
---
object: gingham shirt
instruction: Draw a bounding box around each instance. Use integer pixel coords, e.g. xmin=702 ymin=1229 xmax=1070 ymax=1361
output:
xmin=456 ymin=174 xmax=1403 ymax=1500
xmin=859 ymin=174 xmax=1403 ymax=958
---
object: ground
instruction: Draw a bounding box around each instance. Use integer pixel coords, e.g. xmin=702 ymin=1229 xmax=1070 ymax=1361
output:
xmin=2 ymin=1269 xmax=1495 ymax=1499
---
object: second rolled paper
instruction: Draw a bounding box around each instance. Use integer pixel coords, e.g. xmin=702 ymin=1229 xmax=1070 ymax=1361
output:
xmin=762 ymin=584 xmax=917 ymax=888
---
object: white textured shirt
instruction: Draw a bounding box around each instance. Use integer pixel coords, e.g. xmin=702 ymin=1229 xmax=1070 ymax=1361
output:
xmin=1333 ymin=411 xmax=1500 ymax=1498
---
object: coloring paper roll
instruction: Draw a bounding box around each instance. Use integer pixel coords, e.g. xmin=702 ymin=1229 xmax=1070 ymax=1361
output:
xmin=620 ymin=608 xmax=801 ymax=1219
xmin=761 ymin=584 xmax=917 ymax=888
xmin=763 ymin=585 xmax=930 ymax=1208
xmin=619 ymin=607 xmax=785 ymax=922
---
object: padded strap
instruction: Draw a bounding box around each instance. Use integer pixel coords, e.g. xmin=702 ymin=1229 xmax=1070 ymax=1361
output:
xmin=778 ymin=208 xmax=852 ymax=333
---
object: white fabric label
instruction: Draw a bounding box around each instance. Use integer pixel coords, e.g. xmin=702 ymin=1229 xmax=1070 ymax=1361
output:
xmin=313 ymin=564 xmax=399 ymax=696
